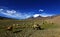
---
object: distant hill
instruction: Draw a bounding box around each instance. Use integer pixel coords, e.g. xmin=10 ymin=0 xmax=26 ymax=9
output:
xmin=26 ymin=15 xmax=60 ymax=24
xmin=45 ymin=15 xmax=60 ymax=24
xmin=27 ymin=15 xmax=55 ymax=20
xmin=0 ymin=16 xmax=16 ymax=20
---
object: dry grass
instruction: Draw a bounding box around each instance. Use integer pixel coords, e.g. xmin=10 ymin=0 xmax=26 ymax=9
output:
xmin=30 ymin=28 xmax=60 ymax=37
xmin=0 ymin=17 xmax=60 ymax=37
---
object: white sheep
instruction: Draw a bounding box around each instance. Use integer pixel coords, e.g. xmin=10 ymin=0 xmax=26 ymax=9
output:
xmin=32 ymin=24 xmax=42 ymax=30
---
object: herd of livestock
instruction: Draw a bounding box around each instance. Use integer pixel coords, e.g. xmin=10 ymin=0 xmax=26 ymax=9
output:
xmin=6 ymin=24 xmax=43 ymax=33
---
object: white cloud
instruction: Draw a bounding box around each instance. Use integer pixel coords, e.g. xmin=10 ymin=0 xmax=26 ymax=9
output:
xmin=0 ymin=9 xmax=4 ymax=13
xmin=0 ymin=9 xmax=15 ymax=16
xmin=0 ymin=10 xmax=17 ymax=17
xmin=0 ymin=9 xmax=3 ymax=11
xmin=0 ymin=9 xmax=32 ymax=19
xmin=39 ymin=9 xmax=44 ymax=12
xmin=0 ymin=8 xmax=54 ymax=19
xmin=40 ymin=13 xmax=54 ymax=17
xmin=23 ymin=14 xmax=31 ymax=18
xmin=6 ymin=10 xmax=16 ymax=15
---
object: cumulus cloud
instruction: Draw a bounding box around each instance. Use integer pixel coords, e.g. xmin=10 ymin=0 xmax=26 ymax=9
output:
xmin=0 ymin=9 xmax=3 ymax=11
xmin=39 ymin=9 xmax=44 ymax=12
xmin=0 ymin=8 xmax=54 ymax=19
xmin=0 ymin=10 xmax=17 ymax=16
xmin=0 ymin=9 xmax=32 ymax=19
xmin=6 ymin=10 xmax=16 ymax=14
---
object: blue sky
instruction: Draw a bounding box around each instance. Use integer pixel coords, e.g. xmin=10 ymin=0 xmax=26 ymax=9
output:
xmin=0 ymin=0 xmax=60 ymax=19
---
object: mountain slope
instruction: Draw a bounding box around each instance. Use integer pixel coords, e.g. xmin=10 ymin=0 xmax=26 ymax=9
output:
xmin=45 ymin=15 xmax=60 ymax=24
xmin=27 ymin=15 xmax=55 ymax=20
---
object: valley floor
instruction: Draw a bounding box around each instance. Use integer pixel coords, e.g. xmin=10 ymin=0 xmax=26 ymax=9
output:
xmin=0 ymin=20 xmax=60 ymax=37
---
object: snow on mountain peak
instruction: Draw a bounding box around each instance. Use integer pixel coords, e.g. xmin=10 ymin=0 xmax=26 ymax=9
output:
xmin=33 ymin=14 xmax=40 ymax=18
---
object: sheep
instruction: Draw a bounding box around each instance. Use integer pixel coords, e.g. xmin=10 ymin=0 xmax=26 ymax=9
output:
xmin=6 ymin=24 xmax=15 ymax=31
xmin=12 ymin=24 xmax=16 ymax=27
xmin=32 ymin=24 xmax=42 ymax=30
xmin=6 ymin=24 xmax=20 ymax=31
xmin=6 ymin=26 xmax=13 ymax=31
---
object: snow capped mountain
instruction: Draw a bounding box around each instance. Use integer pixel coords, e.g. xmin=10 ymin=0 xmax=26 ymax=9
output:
xmin=33 ymin=14 xmax=54 ymax=18
xmin=33 ymin=14 xmax=41 ymax=18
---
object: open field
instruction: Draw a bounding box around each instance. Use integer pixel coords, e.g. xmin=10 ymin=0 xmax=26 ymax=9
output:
xmin=0 ymin=16 xmax=60 ymax=37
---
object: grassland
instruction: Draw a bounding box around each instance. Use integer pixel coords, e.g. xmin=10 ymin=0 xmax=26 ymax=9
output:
xmin=0 ymin=18 xmax=60 ymax=37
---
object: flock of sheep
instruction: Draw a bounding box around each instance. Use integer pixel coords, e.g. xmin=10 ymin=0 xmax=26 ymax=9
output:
xmin=6 ymin=24 xmax=43 ymax=33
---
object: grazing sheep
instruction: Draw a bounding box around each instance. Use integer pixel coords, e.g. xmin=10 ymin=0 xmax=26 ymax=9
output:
xmin=6 ymin=24 xmax=19 ymax=31
xmin=16 ymin=24 xmax=19 ymax=26
xmin=32 ymin=24 xmax=42 ymax=30
xmin=7 ymin=26 xmax=13 ymax=31
xmin=13 ymin=24 xmax=16 ymax=27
